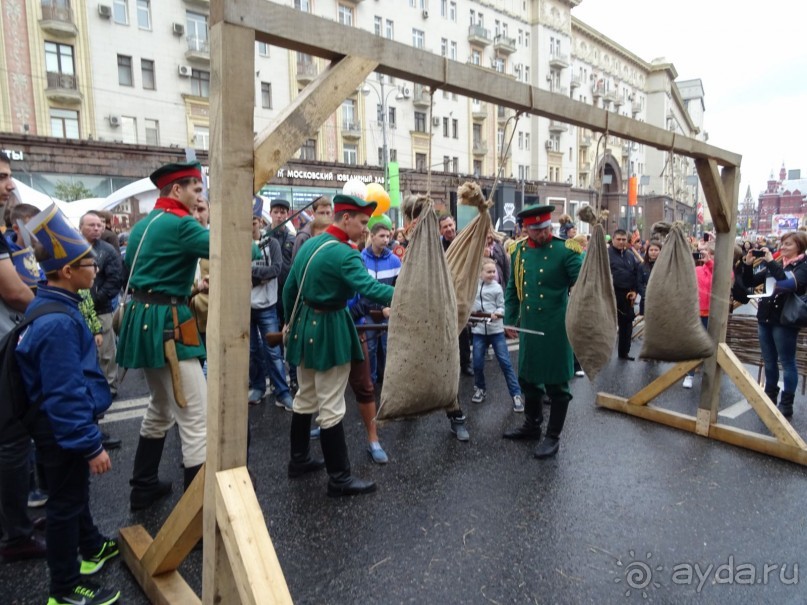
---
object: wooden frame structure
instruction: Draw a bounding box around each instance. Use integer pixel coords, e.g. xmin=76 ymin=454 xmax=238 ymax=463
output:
xmin=117 ymin=1 xmax=804 ymax=603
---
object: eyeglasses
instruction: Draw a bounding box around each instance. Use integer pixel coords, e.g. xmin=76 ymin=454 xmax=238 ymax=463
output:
xmin=76 ymin=262 xmax=99 ymax=270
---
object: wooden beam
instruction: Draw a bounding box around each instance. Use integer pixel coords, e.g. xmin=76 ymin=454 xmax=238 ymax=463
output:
xmin=119 ymin=525 xmax=201 ymax=605
xmin=141 ymin=464 xmax=205 ymax=575
xmin=626 ymin=360 xmax=702 ymax=406
xmin=708 ymin=424 xmax=807 ymax=467
xmin=596 ymin=393 xmax=698 ymax=433
xmin=205 ymin=19 xmax=255 ymax=605
xmin=227 ymin=1 xmax=741 ymax=167
xmin=716 ymin=344 xmax=807 ymax=449
xmin=215 ymin=468 xmax=293 ymax=605
xmin=253 ymin=55 xmax=378 ymax=192
xmin=695 ymin=158 xmax=731 ymax=233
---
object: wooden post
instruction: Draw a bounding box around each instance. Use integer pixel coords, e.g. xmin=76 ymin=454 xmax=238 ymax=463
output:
xmin=204 ymin=18 xmax=255 ymax=605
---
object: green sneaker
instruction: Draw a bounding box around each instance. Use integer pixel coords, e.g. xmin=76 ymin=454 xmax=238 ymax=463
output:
xmin=47 ymin=580 xmax=120 ymax=605
xmin=79 ymin=539 xmax=119 ymax=575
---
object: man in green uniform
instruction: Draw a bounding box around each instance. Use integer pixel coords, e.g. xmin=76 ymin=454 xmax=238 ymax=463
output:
xmin=117 ymin=162 xmax=210 ymax=509
xmin=502 ymin=204 xmax=582 ymax=459
xmin=284 ymin=194 xmax=394 ymax=497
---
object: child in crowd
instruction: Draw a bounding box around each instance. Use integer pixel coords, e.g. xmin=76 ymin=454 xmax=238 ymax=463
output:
xmin=470 ymin=258 xmax=524 ymax=412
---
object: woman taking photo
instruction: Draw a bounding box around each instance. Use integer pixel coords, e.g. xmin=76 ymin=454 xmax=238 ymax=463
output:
xmin=742 ymin=231 xmax=807 ymax=417
xmin=638 ymin=240 xmax=661 ymax=316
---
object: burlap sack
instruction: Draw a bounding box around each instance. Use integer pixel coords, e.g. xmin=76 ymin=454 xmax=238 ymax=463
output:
xmin=565 ymin=224 xmax=617 ymax=380
xmin=445 ymin=182 xmax=493 ymax=330
xmin=377 ymin=201 xmax=459 ymax=421
xmin=640 ymin=223 xmax=713 ymax=360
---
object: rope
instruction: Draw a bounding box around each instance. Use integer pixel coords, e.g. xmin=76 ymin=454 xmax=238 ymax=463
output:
xmin=488 ymin=111 xmax=522 ymax=203
xmin=425 ymin=85 xmax=437 ymax=197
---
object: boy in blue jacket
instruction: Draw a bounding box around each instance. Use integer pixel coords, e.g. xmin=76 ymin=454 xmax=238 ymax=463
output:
xmin=16 ymin=205 xmax=119 ymax=605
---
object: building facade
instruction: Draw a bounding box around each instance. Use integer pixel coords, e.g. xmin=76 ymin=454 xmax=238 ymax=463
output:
xmin=756 ymin=165 xmax=807 ymax=235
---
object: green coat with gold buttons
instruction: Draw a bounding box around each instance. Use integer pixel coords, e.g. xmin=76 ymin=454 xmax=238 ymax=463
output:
xmin=283 ymin=232 xmax=394 ymax=372
xmin=505 ymin=236 xmax=582 ymax=385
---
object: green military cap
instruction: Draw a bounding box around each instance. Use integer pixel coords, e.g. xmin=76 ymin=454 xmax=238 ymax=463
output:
xmin=518 ymin=204 xmax=555 ymax=229
xmin=150 ymin=161 xmax=203 ymax=189
xmin=333 ymin=194 xmax=377 ymax=217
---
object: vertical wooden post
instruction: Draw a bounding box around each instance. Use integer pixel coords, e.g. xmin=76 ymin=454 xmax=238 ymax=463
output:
xmin=697 ymin=165 xmax=740 ymax=432
xmin=204 ymin=16 xmax=255 ymax=605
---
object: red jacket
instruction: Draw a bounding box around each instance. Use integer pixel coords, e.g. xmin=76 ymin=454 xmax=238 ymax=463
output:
xmin=696 ymin=259 xmax=714 ymax=317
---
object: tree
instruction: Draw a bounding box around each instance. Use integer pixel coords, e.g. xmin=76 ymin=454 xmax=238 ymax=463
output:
xmin=54 ymin=180 xmax=94 ymax=202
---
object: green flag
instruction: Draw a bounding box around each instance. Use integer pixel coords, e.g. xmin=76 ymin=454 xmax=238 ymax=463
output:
xmin=388 ymin=161 xmax=400 ymax=208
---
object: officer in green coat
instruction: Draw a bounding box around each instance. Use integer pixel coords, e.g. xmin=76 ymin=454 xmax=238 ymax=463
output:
xmin=283 ymin=194 xmax=394 ymax=497
xmin=503 ymin=204 xmax=582 ymax=459
xmin=116 ymin=161 xmax=210 ymax=509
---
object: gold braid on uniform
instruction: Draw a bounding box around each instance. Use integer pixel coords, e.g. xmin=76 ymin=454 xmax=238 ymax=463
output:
xmin=514 ymin=242 xmax=526 ymax=302
xmin=565 ymin=238 xmax=583 ymax=254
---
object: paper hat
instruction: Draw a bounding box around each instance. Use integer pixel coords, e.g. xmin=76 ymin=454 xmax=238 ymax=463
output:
xmin=332 ymin=194 xmax=376 ymax=218
xmin=23 ymin=203 xmax=92 ymax=273
xmin=517 ymin=204 xmax=555 ymax=229
xmin=149 ymin=161 xmax=203 ymax=190
xmin=252 ymin=196 xmax=264 ymax=218
xmin=11 ymin=246 xmax=43 ymax=287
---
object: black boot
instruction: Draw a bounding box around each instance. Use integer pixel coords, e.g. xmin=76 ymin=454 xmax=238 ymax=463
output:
xmin=765 ymin=386 xmax=780 ymax=406
xmin=288 ymin=413 xmax=325 ymax=478
xmin=534 ymin=396 xmax=570 ymax=459
xmin=183 ymin=464 xmax=203 ymax=491
xmin=130 ymin=436 xmax=172 ymax=510
xmin=779 ymin=392 xmax=795 ymax=418
xmin=503 ymin=396 xmax=543 ymax=440
xmin=320 ymin=422 xmax=376 ymax=497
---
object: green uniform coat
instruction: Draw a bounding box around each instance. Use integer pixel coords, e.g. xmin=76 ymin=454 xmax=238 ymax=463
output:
xmin=283 ymin=232 xmax=393 ymax=372
xmin=116 ymin=209 xmax=210 ymax=368
xmin=504 ymin=236 xmax=582 ymax=385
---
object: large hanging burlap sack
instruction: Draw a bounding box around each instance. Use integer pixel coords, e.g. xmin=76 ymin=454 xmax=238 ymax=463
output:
xmin=445 ymin=182 xmax=493 ymax=330
xmin=565 ymin=222 xmax=617 ymax=380
xmin=377 ymin=198 xmax=459 ymax=421
xmin=640 ymin=223 xmax=713 ymax=360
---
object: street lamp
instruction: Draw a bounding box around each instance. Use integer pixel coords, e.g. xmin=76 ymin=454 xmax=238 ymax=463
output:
xmin=362 ymin=78 xmax=404 ymax=192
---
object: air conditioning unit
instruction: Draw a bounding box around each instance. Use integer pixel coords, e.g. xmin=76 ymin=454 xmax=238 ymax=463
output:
xmin=432 ymin=116 xmax=440 ymax=127
xmin=422 ymin=9 xmax=429 ymax=18
xmin=545 ymin=140 xmax=553 ymax=150
xmin=400 ymin=85 xmax=411 ymax=98
xmin=109 ymin=115 xmax=121 ymax=127
xmin=178 ymin=64 xmax=192 ymax=77
xmin=98 ymin=4 xmax=112 ymax=18
xmin=172 ymin=22 xmax=185 ymax=36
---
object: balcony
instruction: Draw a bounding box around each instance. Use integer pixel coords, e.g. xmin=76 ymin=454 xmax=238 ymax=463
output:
xmin=296 ymin=61 xmax=318 ymax=83
xmin=604 ymin=90 xmax=620 ymax=105
xmin=570 ymin=73 xmax=581 ymax=89
xmin=412 ymin=84 xmax=431 ymax=108
xmin=183 ymin=0 xmax=210 ymax=6
xmin=185 ymin=36 xmax=210 ymax=62
xmin=472 ymin=102 xmax=488 ymax=119
xmin=548 ymin=120 xmax=568 ymax=133
xmin=467 ymin=24 xmax=491 ymax=47
xmin=472 ymin=140 xmax=487 ymax=155
xmin=548 ymin=51 xmax=569 ymax=69
xmin=341 ymin=121 xmax=362 ymax=139
xmin=497 ymin=106 xmax=513 ymax=124
xmin=591 ymin=82 xmax=605 ymax=99
xmin=493 ymin=34 xmax=516 ymax=55
xmin=579 ymin=134 xmax=592 ymax=147
xmin=631 ymin=99 xmax=644 ymax=115
xmin=579 ymin=162 xmax=591 ymax=173
xmin=39 ymin=3 xmax=78 ymax=37
xmin=45 ymin=71 xmax=82 ymax=104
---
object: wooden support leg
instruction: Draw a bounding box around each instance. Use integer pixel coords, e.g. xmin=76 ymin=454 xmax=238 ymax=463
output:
xmin=626 ymin=360 xmax=702 ymax=406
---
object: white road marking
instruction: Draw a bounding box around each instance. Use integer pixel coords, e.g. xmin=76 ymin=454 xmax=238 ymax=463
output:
xmin=718 ymin=399 xmax=752 ymax=419
xmin=99 ymin=397 xmax=150 ymax=424
xmin=107 ymin=396 xmax=150 ymax=411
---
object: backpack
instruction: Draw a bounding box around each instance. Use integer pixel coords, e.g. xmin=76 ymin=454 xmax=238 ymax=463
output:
xmin=0 ymin=303 xmax=68 ymax=443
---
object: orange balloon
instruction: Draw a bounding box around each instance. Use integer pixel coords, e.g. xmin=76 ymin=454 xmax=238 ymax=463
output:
xmin=365 ymin=183 xmax=391 ymax=216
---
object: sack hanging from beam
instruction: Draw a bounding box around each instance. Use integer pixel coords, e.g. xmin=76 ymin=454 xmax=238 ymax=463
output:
xmin=640 ymin=222 xmax=713 ymax=361
xmin=377 ymin=198 xmax=459 ymax=421
xmin=565 ymin=222 xmax=617 ymax=380
xmin=445 ymin=182 xmax=493 ymax=331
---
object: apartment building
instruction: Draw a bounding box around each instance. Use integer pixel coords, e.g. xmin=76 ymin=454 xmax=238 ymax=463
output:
xmin=1 ymin=0 xmax=705 ymax=235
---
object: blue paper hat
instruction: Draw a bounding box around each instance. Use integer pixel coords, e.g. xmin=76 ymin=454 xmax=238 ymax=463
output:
xmin=24 ymin=203 xmax=92 ymax=273
xmin=11 ymin=246 xmax=43 ymax=288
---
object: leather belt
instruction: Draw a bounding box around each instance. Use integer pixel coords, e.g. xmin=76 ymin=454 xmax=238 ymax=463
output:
xmin=304 ymin=299 xmax=344 ymax=313
xmin=132 ymin=291 xmax=189 ymax=306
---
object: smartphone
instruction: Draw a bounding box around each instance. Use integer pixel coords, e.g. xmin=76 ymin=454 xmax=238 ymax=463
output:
xmin=751 ymin=249 xmax=765 ymax=258
xmin=702 ymin=232 xmax=711 ymax=242
xmin=692 ymin=252 xmax=702 ymax=262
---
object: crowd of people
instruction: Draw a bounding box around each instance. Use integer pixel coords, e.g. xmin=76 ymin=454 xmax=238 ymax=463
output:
xmin=1 ymin=149 xmax=806 ymax=604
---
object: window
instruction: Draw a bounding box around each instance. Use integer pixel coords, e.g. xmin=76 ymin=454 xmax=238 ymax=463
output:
xmin=186 ymin=11 xmax=208 ymax=51
xmin=412 ymin=29 xmax=424 ymax=48
xmin=300 ymin=138 xmax=316 ymax=160
xmin=473 ymin=159 xmax=482 ymax=176
xmin=525 ymin=133 xmax=530 ymax=150
xmin=441 ymin=38 xmax=447 ymax=56
xmin=442 ymin=117 xmax=449 ymax=137
xmin=518 ymin=29 xmax=523 ymax=45
xmin=472 ymin=123 xmax=482 ymax=145
xmin=453 ymin=157 xmax=459 ymax=171
xmin=469 ymin=9 xmax=475 ymax=25
xmin=493 ymin=58 xmax=504 ymax=73
xmin=294 ymin=0 xmax=310 ymax=10
xmin=257 ymin=42 xmax=269 ymax=56
xmin=415 ymin=153 xmax=427 ymax=171
xmin=374 ymin=16 xmax=382 ymax=36
xmin=452 ymin=118 xmax=458 ymax=139
xmin=194 ymin=126 xmax=209 ymax=150
xmin=337 ymin=5 xmax=354 ymax=26
xmin=388 ymin=106 xmax=396 ymax=128
xmin=494 ymin=20 xmax=500 ymax=36
xmin=389 ymin=149 xmax=398 ymax=162
xmin=343 ymin=143 xmax=357 ymax=165
xmin=113 ymin=0 xmax=128 ymax=24
xmin=414 ymin=111 xmax=426 ymax=132
xmin=141 ymin=59 xmax=154 ymax=90
xmin=525 ymin=32 xmax=530 ymax=47
xmin=471 ymin=50 xmax=480 ymax=65
xmin=261 ymin=82 xmax=272 ymax=109
xmin=191 ymin=69 xmax=210 ymax=97
xmin=117 ymin=55 xmax=133 ymax=86
xmin=378 ymin=148 xmax=384 ymax=165
xmin=145 ymin=119 xmax=159 ymax=145
xmin=45 ymin=42 xmax=75 ymax=77
xmin=50 ymin=108 xmax=79 ymax=139
xmin=440 ymin=0 xmax=447 ymax=17
xmin=121 ymin=116 xmax=137 ymax=144
xmin=136 ymin=0 xmax=150 ymax=29
xmin=449 ymin=1 xmax=456 ymax=22
xmin=408 ymin=0 xmax=416 ymax=6
xmin=449 ymin=41 xmax=457 ymax=60
xmin=518 ymin=132 xmax=523 ymax=150
xmin=497 ymin=127 xmax=504 ymax=151
xmin=385 ymin=19 xmax=394 ymax=39
xmin=443 ymin=156 xmax=450 ymax=171
xmin=342 ymin=99 xmax=356 ymax=126
xmin=524 ymin=66 xmax=530 ymax=82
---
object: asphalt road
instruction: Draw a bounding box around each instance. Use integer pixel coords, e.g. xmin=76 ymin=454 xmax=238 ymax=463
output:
xmin=4 ymin=337 xmax=807 ymax=604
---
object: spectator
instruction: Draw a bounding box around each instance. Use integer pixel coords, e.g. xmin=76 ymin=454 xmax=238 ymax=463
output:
xmin=683 ymin=242 xmax=714 ymax=389
xmin=638 ymin=240 xmax=661 ymax=316
xmin=485 ymin=230 xmax=510 ymax=286
xmin=439 ymin=214 xmax=472 ymax=377
xmin=609 ymin=229 xmax=641 ymax=360
xmin=292 ymin=196 xmax=333 ymax=260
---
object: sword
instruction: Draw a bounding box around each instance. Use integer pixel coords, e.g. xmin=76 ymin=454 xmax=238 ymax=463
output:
xmin=503 ymin=325 xmax=545 ymax=336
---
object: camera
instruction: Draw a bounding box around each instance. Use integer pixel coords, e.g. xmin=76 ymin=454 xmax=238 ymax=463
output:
xmin=751 ymin=249 xmax=765 ymax=258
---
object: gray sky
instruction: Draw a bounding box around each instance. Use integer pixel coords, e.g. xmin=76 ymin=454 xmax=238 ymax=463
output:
xmin=573 ymin=0 xmax=807 ymax=201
